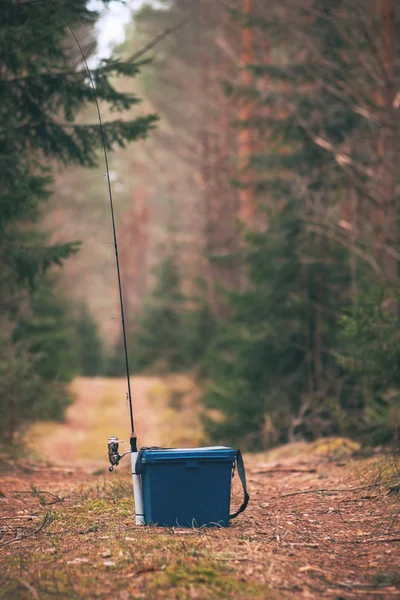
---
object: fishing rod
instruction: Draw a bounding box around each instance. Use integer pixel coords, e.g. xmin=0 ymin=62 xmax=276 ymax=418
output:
xmin=48 ymin=0 xmax=137 ymax=446
xmin=47 ymin=0 xmax=144 ymax=524
xmin=47 ymin=0 xmax=137 ymax=454
xmin=46 ymin=1 xmax=189 ymax=461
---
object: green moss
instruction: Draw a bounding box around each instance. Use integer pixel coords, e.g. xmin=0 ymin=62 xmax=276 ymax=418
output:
xmin=311 ymin=437 xmax=361 ymax=457
xmin=370 ymin=571 xmax=400 ymax=587
xmin=167 ymin=563 xmax=221 ymax=586
xmin=149 ymin=559 xmax=275 ymax=599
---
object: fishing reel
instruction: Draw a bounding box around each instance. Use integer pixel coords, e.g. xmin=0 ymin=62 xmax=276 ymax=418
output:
xmin=107 ymin=436 xmax=130 ymax=472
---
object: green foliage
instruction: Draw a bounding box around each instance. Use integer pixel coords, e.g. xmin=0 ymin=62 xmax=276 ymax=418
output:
xmin=107 ymin=257 xmax=184 ymax=376
xmin=201 ymin=224 xmax=398 ymax=450
xmin=201 ymin=203 xmax=355 ymax=450
xmin=108 ymin=258 xmax=216 ymax=376
xmin=339 ymin=286 xmax=400 ymax=443
xmin=200 ymin=0 xmax=400 ymax=450
xmin=106 ymin=335 xmax=126 ymax=378
xmin=340 ymin=288 xmax=400 ymax=385
xmin=132 ymin=258 xmax=184 ymax=372
xmin=0 ymin=0 xmax=156 ymax=440
xmin=15 ymin=279 xmax=78 ymax=385
xmin=0 ymin=277 xmax=78 ymax=442
xmin=180 ymin=301 xmax=216 ymax=368
xmin=74 ymin=303 xmax=105 ymax=377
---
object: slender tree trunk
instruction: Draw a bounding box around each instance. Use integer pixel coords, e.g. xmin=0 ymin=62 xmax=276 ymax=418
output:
xmin=200 ymin=50 xmax=218 ymax=315
xmin=239 ymin=0 xmax=254 ymax=224
xmin=376 ymin=0 xmax=398 ymax=290
xmin=119 ymin=188 xmax=149 ymax=333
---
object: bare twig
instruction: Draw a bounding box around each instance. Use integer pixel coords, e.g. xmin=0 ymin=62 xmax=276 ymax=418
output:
xmin=327 ymin=591 xmax=400 ymax=596
xmin=126 ymin=18 xmax=190 ymax=63
xmin=304 ymin=223 xmax=386 ymax=280
xmin=0 ymin=511 xmax=50 ymax=547
xmin=0 ymin=516 xmax=38 ymax=520
xmin=281 ymin=480 xmax=393 ymax=498
xmin=15 ymin=579 xmax=40 ymax=600
xmin=282 ymin=542 xmax=320 ymax=548
xmin=253 ymin=467 xmax=317 ymax=474
xmin=12 ymin=489 xmax=65 ymax=505
xmin=336 ymin=537 xmax=400 ymax=545
xmin=215 ymin=557 xmax=264 ymax=563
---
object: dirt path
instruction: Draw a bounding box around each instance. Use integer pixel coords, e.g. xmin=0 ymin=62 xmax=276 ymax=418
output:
xmin=26 ymin=376 xmax=163 ymax=468
xmin=1 ymin=378 xmax=399 ymax=599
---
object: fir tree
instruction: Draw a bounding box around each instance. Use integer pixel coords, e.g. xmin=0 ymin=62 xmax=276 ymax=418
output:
xmin=1 ymin=0 xmax=157 ymax=284
xmin=339 ymin=284 xmax=400 ymax=443
xmin=202 ymin=0 xmax=400 ymax=448
xmin=1 ymin=277 xmax=79 ymax=441
xmin=108 ymin=258 xmax=217 ymax=376
xmin=131 ymin=257 xmax=185 ymax=373
xmin=202 ymin=202 xmax=353 ymax=450
xmin=74 ymin=303 xmax=104 ymax=377
xmin=0 ymin=0 xmax=157 ymax=439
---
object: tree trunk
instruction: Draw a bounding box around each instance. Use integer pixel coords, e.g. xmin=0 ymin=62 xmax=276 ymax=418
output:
xmin=376 ymin=0 xmax=398 ymax=290
xmin=239 ymin=0 xmax=254 ymax=224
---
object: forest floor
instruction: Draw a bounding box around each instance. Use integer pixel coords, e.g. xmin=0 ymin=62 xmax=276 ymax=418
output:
xmin=1 ymin=377 xmax=399 ymax=600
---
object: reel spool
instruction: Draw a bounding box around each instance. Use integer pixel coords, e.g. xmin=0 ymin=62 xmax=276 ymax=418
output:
xmin=107 ymin=437 xmax=129 ymax=471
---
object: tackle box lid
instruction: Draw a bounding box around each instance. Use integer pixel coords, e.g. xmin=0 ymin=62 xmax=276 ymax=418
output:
xmin=139 ymin=446 xmax=236 ymax=464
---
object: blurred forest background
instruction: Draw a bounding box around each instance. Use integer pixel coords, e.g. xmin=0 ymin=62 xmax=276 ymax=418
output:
xmin=1 ymin=0 xmax=399 ymax=451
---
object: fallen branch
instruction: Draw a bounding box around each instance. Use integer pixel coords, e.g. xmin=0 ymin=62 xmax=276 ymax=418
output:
xmin=254 ymin=467 xmax=317 ymax=474
xmin=15 ymin=579 xmax=40 ymax=600
xmin=281 ymin=480 xmax=391 ymax=498
xmin=335 ymin=537 xmax=400 ymax=545
xmin=45 ymin=526 xmax=95 ymax=536
xmin=134 ymin=566 xmax=159 ymax=576
xmin=0 ymin=516 xmax=38 ymax=520
xmin=0 ymin=512 xmax=50 ymax=547
xmin=215 ymin=557 xmax=263 ymax=564
xmin=327 ymin=589 xmax=400 ymax=596
xmin=282 ymin=542 xmax=320 ymax=548
xmin=12 ymin=489 xmax=65 ymax=505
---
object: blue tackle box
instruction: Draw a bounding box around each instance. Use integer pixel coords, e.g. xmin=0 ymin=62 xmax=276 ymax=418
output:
xmin=135 ymin=446 xmax=249 ymax=527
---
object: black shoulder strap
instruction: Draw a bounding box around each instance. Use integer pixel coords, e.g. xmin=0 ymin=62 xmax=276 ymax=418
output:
xmin=229 ymin=449 xmax=250 ymax=520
